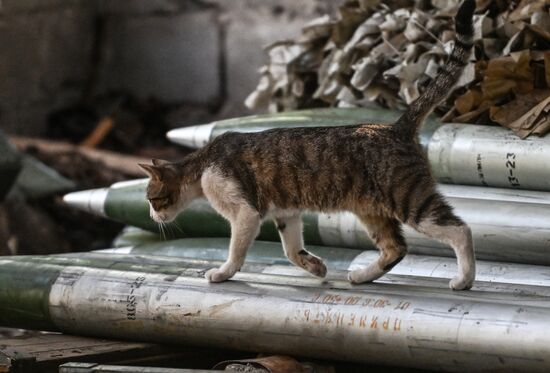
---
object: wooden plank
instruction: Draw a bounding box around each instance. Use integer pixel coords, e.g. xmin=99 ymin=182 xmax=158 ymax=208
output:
xmin=59 ymin=362 xmax=229 ymax=373
xmin=9 ymin=136 xmax=149 ymax=177
xmin=0 ymin=334 xmax=243 ymax=373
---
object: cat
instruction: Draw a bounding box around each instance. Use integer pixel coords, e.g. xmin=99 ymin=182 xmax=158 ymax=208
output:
xmin=139 ymin=0 xmax=476 ymax=290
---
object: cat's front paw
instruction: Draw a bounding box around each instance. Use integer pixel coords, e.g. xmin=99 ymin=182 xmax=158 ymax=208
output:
xmin=299 ymin=253 xmax=327 ymax=278
xmin=205 ymin=268 xmax=234 ymax=283
xmin=449 ymin=275 xmax=474 ymax=291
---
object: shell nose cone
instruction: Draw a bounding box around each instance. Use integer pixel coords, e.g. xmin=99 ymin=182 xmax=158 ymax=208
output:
xmin=63 ymin=188 xmax=109 ymax=217
xmin=166 ymin=123 xmax=215 ymax=149
xmin=166 ymin=126 xmax=196 ymax=147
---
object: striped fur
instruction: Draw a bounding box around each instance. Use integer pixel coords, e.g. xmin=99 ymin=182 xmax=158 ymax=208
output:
xmin=394 ymin=0 xmax=475 ymax=139
xmin=140 ymin=0 xmax=477 ymax=290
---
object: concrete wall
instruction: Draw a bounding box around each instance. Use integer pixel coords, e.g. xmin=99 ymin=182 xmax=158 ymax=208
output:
xmin=211 ymin=0 xmax=342 ymax=117
xmin=0 ymin=0 xmax=341 ymax=135
xmin=0 ymin=0 xmax=95 ymax=135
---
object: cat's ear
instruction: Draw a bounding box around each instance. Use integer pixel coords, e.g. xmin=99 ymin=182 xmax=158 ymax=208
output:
xmin=151 ymin=159 xmax=171 ymax=166
xmin=138 ymin=163 xmax=162 ymax=179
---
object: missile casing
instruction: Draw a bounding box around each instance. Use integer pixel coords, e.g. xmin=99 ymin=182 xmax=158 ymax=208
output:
xmin=94 ymin=237 xmax=550 ymax=288
xmin=14 ymin=155 xmax=75 ymax=199
xmin=167 ymin=108 xmax=416 ymax=148
xmin=2 ymin=260 xmax=550 ymax=372
xmin=64 ymin=181 xmax=550 ymax=265
xmin=6 ymin=247 xmax=550 ymax=299
xmin=4 ymin=254 xmax=550 ymax=314
xmin=167 ymin=108 xmax=550 ymax=191
xmin=428 ymin=123 xmax=550 ymax=191
xmin=101 ymin=238 xmax=359 ymax=269
xmin=0 ymin=130 xmax=21 ymax=200
xmin=113 ymin=226 xmax=161 ymax=247
xmin=63 ymin=179 xmax=310 ymax=244
xmin=0 ymin=131 xmax=74 ymax=200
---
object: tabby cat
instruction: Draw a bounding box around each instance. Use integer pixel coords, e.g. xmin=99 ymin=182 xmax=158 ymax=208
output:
xmin=139 ymin=0 xmax=476 ymax=290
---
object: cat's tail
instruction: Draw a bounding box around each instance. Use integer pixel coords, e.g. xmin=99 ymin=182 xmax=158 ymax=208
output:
xmin=393 ymin=0 xmax=475 ymax=140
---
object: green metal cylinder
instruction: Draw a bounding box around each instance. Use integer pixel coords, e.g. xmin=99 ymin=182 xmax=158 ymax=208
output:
xmin=0 ymin=261 xmax=60 ymax=330
xmin=0 ymin=131 xmax=22 ymax=200
xmin=113 ymin=226 xmax=160 ymax=247
xmin=99 ymin=180 xmax=324 ymax=245
xmin=65 ymin=181 xmax=550 ymax=265
xmin=2 ymin=260 xmax=550 ymax=371
xmin=167 ymin=108 xmax=439 ymax=150
xmin=8 ymin=237 xmax=550 ymax=295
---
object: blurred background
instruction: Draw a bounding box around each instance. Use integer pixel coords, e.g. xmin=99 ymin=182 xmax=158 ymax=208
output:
xmin=0 ymin=0 xmax=343 ymax=257
xmin=1 ymin=0 xmax=343 ymax=136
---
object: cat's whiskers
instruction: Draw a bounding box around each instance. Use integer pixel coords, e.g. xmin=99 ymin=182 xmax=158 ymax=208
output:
xmin=162 ymin=221 xmax=170 ymax=241
xmin=164 ymin=221 xmax=176 ymax=239
xmin=170 ymin=220 xmax=186 ymax=236
xmin=158 ymin=222 xmax=167 ymax=241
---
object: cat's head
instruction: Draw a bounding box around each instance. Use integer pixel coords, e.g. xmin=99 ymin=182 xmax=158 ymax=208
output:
xmin=138 ymin=159 xmax=201 ymax=223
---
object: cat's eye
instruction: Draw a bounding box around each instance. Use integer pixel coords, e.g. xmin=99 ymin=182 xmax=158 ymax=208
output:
xmin=148 ymin=196 xmax=171 ymax=211
xmin=148 ymin=196 xmax=168 ymax=201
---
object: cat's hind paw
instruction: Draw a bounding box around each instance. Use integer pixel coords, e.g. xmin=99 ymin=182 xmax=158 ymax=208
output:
xmin=347 ymin=269 xmax=372 ymax=284
xmin=449 ymin=275 xmax=474 ymax=291
xmin=205 ymin=268 xmax=234 ymax=283
xmin=347 ymin=265 xmax=385 ymax=284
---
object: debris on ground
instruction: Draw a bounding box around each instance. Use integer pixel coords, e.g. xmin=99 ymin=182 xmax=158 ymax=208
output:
xmin=0 ymin=130 xmax=126 ymax=255
xmin=47 ymin=92 xmax=215 ymax=158
xmin=0 ymin=91 xmax=221 ymax=255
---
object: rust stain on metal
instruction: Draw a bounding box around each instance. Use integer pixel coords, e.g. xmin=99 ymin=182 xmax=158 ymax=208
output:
xmin=214 ymin=355 xmax=310 ymax=372
xmin=116 ymin=320 xmax=145 ymax=329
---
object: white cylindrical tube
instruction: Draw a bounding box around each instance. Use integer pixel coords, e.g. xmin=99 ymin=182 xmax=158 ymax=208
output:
xmin=429 ymin=123 xmax=550 ymax=191
xmin=48 ymin=266 xmax=550 ymax=372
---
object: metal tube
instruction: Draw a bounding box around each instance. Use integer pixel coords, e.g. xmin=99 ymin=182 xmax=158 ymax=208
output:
xmin=63 ymin=180 xmax=290 ymax=244
xmin=100 ymin=238 xmax=361 ymax=269
xmin=113 ymin=226 xmax=161 ymax=247
xmin=1 ymin=260 xmax=550 ymax=372
xmin=64 ymin=182 xmax=550 ymax=265
xmin=93 ymin=237 xmax=550 ymax=288
xmin=0 ymin=131 xmax=21 ymax=200
xmin=167 ymin=108 xmax=550 ymax=191
xmin=166 ymin=108 xmax=412 ymax=148
xmin=7 ymin=251 xmax=550 ymax=302
xmin=14 ymin=156 xmax=75 ymax=199
xmin=428 ymin=123 xmax=550 ymax=191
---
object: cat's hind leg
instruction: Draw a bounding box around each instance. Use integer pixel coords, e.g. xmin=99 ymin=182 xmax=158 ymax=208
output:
xmin=274 ymin=214 xmax=327 ymax=278
xmin=205 ymin=204 xmax=261 ymax=282
xmin=406 ymin=192 xmax=475 ymax=290
xmin=348 ymin=215 xmax=407 ymax=284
